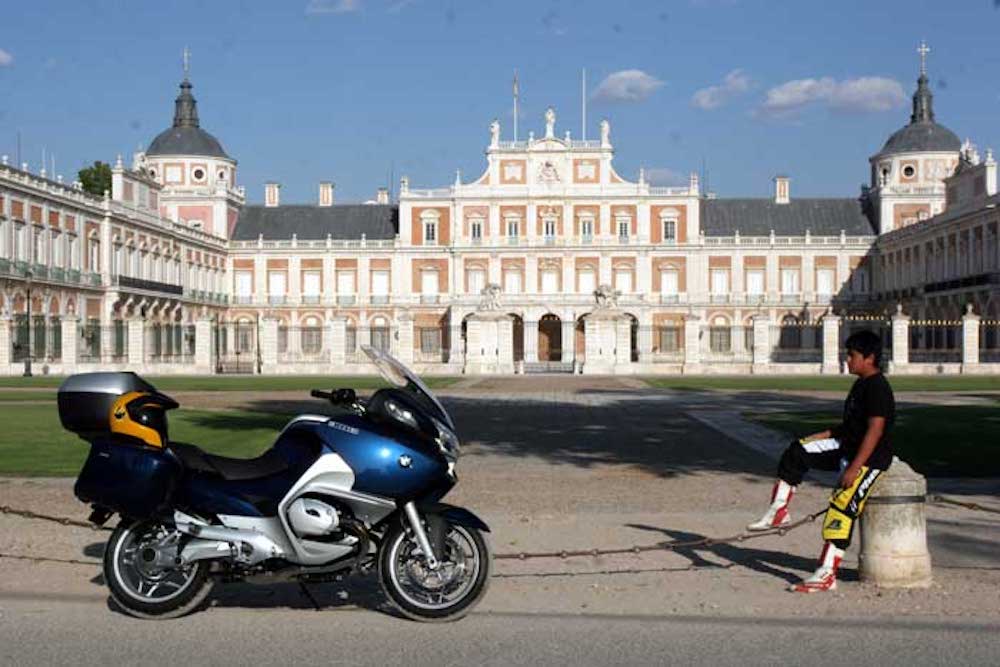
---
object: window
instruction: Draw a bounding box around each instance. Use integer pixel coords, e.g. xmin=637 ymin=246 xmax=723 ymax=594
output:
xmin=543 ymin=217 xmax=557 ymax=241
xmin=902 ymin=165 xmax=915 ymax=178
xmin=710 ymin=325 xmax=732 ymax=353
xmin=14 ymin=224 xmax=25 ymax=260
xmin=578 ymin=268 xmax=596 ymax=294
xmin=68 ymin=235 xmax=79 ymax=269
xmin=421 ymin=270 xmax=439 ymax=295
xmin=268 ymin=271 xmax=287 ymax=296
xmin=424 ymin=220 xmax=437 ymax=243
xmin=301 ymin=320 xmax=322 ymax=354
xmin=660 ymin=269 xmax=679 ymax=295
xmin=614 ymin=269 xmax=632 ymax=293
xmin=617 ymin=218 xmax=630 ymax=240
xmin=580 ymin=217 xmax=594 ymax=239
xmin=420 ymin=328 xmax=442 ymax=354
xmin=470 ymin=218 xmax=483 ymax=241
xmin=852 ymin=267 xmax=869 ymax=294
xmin=541 ymin=269 xmax=559 ymax=294
xmin=192 ymin=168 xmax=205 ymax=181
xmin=35 ymin=230 xmax=46 ymax=264
xmin=371 ymin=319 xmax=391 ymax=352
xmin=506 ymin=217 xmax=520 ymax=238
xmin=303 ymin=271 xmax=321 ymax=297
xmin=371 ymin=270 xmax=389 ymax=296
xmin=88 ymin=240 xmax=100 ymax=272
xmin=662 ymin=218 xmax=677 ymax=242
xmin=658 ymin=326 xmax=680 ymax=352
xmin=337 ymin=270 xmax=355 ymax=294
xmin=816 ymin=268 xmax=835 ymax=296
xmin=52 ymin=233 xmax=64 ymax=268
xmin=780 ymin=268 xmax=800 ymax=294
xmin=746 ymin=269 xmax=765 ymax=295
xmin=710 ymin=269 xmax=729 ymax=295
xmin=467 ymin=268 xmax=485 ymax=295
xmin=110 ymin=244 xmax=120 ymax=275
xmin=504 ymin=270 xmax=522 ymax=294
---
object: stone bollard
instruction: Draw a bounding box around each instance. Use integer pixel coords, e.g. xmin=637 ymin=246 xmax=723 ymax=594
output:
xmin=859 ymin=457 xmax=932 ymax=588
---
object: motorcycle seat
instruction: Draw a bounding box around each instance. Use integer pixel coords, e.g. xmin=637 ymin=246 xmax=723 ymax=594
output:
xmin=169 ymin=442 xmax=290 ymax=481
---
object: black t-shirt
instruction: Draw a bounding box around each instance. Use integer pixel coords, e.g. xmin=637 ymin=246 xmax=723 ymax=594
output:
xmin=831 ymin=373 xmax=895 ymax=470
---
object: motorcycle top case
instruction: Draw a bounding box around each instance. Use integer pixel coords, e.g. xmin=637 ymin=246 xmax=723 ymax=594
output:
xmin=74 ymin=437 xmax=181 ymax=518
xmin=58 ymin=372 xmax=159 ymax=439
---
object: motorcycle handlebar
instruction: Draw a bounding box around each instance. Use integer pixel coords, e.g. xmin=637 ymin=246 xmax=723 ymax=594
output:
xmin=310 ymin=388 xmax=359 ymax=405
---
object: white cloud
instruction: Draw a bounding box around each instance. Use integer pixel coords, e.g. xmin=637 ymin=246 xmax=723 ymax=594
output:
xmin=691 ymin=69 xmax=751 ymax=110
xmin=0 ymin=49 xmax=13 ymax=67
xmin=646 ymin=168 xmax=688 ymax=186
xmin=758 ymin=76 xmax=905 ymax=118
xmin=591 ymin=70 xmax=664 ymax=103
xmin=305 ymin=0 xmax=360 ymax=15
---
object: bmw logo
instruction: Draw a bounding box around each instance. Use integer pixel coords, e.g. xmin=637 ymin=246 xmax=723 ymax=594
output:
xmin=398 ymin=455 xmax=412 ymax=469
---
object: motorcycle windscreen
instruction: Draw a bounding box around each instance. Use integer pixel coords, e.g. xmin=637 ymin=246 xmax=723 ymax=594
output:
xmin=361 ymin=344 xmax=455 ymax=430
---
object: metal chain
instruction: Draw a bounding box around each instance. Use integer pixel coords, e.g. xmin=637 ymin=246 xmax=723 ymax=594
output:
xmin=494 ymin=507 xmax=828 ymax=561
xmin=929 ymin=494 xmax=1000 ymax=515
xmin=0 ymin=505 xmax=112 ymax=531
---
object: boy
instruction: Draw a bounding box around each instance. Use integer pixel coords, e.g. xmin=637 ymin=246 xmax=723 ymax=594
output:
xmin=747 ymin=329 xmax=895 ymax=593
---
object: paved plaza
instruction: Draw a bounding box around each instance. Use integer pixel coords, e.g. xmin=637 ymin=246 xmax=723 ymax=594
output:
xmin=1 ymin=377 xmax=999 ymax=664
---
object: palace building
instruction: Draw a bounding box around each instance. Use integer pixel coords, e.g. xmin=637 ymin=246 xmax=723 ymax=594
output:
xmin=1 ymin=48 xmax=997 ymax=376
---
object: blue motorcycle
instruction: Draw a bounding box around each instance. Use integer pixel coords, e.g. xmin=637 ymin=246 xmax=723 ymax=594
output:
xmin=58 ymin=345 xmax=491 ymax=621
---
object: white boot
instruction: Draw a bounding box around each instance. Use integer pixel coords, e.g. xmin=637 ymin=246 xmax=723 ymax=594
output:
xmin=747 ymin=480 xmax=794 ymax=531
xmin=790 ymin=543 xmax=844 ymax=593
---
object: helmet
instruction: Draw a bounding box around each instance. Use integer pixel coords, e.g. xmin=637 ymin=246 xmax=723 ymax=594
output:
xmin=109 ymin=391 xmax=179 ymax=448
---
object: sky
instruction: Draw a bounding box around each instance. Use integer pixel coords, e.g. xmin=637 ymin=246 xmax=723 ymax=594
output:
xmin=3 ymin=1 xmax=1000 ymax=205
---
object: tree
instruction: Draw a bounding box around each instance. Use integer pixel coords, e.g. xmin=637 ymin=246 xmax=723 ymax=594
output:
xmin=77 ymin=161 xmax=112 ymax=198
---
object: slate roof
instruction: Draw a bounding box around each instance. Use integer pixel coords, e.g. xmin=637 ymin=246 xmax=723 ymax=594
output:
xmin=147 ymin=126 xmax=230 ymax=159
xmin=879 ymin=121 xmax=960 ymax=155
xmin=232 ymin=205 xmax=399 ymax=240
xmin=701 ymin=198 xmax=876 ymax=237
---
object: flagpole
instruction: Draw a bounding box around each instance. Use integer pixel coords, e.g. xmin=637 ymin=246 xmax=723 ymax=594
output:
xmin=513 ymin=70 xmax=519 ymax=142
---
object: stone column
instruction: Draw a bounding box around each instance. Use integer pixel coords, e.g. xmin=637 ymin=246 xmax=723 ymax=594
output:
xmin=860 ymin=459 xmax=932 ymax=588
xmin=751 ymin=313 xmax=771 ymax=373
xmin=396 ymin=312 xmax=414 ymax=365
xmin=194 ymin=317 xmax=214 ymax=372
xmin=61 ymin=315 xmax=79 ymax=372
xmin=328 ymin=317 xmax=347 ymax=367
xmin=0 ymin=315 xmax=11 ymax=368
xmin=260 ymin=317 xmax=279 ymax=372
xmin=524 ymin=319 xmax=539 ymax=363
xmin=497 ymin=316 xmax=514 ymax=371
xmin=615 ymin=317 xmax=631 ymax=367
xmin=682 ymin=313 xmax=702 ymax=373
xmin=890 ymin=305 xmax=910 ymax=370
xmin=821 ymin=313 xmax=841 ymax=374
xmin=448 ymin=310 xmax=464 ymax=367
xmin=962 ymin=305 xmax=981 ymax=370
xmin=637 ymin=313 xmax=654 ymax=364
xmin=582 ymin=314 xmax=615 ymax=374
xmin=127 ymin=317 xmax=145 ymax=368
xmin=561 ymin=318 xmax=575 ymax=366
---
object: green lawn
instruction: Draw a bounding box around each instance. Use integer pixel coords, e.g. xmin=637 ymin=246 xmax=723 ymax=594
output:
xmin=0 ymin=375 xmax=459 ymax=391
xmin=0 ymin=403 xmax=296 ymax=476
xmin=748 ymin=407 xmax=1000 ymax=478
xmin=644 ymin=375 xmax=1000 ymax=392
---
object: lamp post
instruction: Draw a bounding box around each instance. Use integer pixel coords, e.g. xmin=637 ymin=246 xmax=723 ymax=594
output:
xmin=23 ymin=268 xmax=33 ymax=377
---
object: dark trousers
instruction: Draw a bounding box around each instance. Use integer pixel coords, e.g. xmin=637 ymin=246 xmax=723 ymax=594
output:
xmin=777 ymin=438 xmax=847 ymax=487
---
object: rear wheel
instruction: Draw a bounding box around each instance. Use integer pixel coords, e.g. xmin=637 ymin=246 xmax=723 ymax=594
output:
xmin=378 ymin=518 xmax=491 ymax=622
xmin=103 ymin=518 xmax=213 ymax=620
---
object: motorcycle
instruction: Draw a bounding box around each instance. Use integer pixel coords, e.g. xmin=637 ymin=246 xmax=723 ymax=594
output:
xmin=57 ymin=345 xmax=491 ymax=621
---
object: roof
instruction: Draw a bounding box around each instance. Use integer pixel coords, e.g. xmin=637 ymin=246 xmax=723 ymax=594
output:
xmin=232 ymin=204 xmax=399 ymax=240
xmin=147 ymin=126 xmax=230 ymax=159
xmin=700 ymin=198 xmax=876 ymax=237
xmin=879 ymin=121 xmax=960 ymax=156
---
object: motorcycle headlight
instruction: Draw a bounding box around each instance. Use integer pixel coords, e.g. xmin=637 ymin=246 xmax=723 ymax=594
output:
xmin=384 ymin=400 xmax=419 ymax=431
xmin=432 ymin=418 xmax=461 ymax=461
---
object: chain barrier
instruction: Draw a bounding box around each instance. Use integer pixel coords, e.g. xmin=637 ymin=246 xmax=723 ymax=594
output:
xmin=0 ymin=505 xmax=113 ymax=531
xmin=928 ymin=494 xmax=1000 ymax=516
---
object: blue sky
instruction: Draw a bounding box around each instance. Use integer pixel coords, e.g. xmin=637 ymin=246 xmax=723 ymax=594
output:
xmin=3 ymin=1 xmax=1000 ymax=204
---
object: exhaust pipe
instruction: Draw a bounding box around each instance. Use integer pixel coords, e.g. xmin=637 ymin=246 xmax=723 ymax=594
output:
xmin=174 ymin=512 xmax=286 ymax=566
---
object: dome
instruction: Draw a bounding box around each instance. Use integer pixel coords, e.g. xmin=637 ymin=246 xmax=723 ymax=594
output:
xmin=880 ymin=121 xmax=960 ymax=155
xmin=876 ymin=72 xmax=959 ymax=156
xmin=146 ymin=78 xmax=231 ymax=160
xmin=147 ymin=126 xmax=229 ymax=159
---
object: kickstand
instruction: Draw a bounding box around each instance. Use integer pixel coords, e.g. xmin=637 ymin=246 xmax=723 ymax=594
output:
xmin=298 ymin=582 xmax=322 ymax=611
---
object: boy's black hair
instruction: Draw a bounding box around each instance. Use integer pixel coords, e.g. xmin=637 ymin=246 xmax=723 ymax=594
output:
xmin=845 ymin=329 xmax=883 ymax=368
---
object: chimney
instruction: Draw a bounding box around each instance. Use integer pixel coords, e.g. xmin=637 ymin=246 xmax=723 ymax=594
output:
xmin=265 ymin=182 xmax=281 ymax=207
xmin=774 ymin=175 xmax=790 ymax=204
xmin=376 ymin=187 xmax=389 ymax=205
xmin=319 ymin=181 xmax=334 ymax=207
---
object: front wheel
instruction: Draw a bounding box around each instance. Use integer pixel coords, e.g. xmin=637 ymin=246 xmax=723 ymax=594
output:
xmin=378 ymin=518 xmax=491 ymax=622
xmin=103 ymin=518 xmax=213 ymax=620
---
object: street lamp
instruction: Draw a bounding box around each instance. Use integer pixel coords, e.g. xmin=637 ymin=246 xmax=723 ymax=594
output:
xmin=23 ymin=268 xmax=32 ymax=377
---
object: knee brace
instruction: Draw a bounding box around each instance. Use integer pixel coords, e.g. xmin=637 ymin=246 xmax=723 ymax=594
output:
xmin=821 ymin=466 xmax=882 ymax=546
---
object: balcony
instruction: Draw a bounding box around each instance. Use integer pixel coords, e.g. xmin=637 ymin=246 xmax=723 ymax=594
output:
xmin=420 ymin=294 xmax=440 ymax=304
xmin=117 ymin=275 xmax=184 ymax=296
xmin=337 ymin=295 xmax=357 ymax=306
xmin=660 ymin=294 xmax=679 ymax=304
xmin=745 ymin=293 xmax=767 ymax=305
xmin=370 ymin=295 xmax=390 ymax=305
xmin=234 ymin=295 xmax=254 ymax=305
xmin=780 ymin=293 xmax=801 ymax=304
xmin=710 ymin=293 xmax=729 ymax=304
xmin=506 ymin=237 xmax=520 ymax=246
xmin=301 ymin=295 xmax=321 ymax=305
xmin=268 ymin=295 xmax=287 ymax=306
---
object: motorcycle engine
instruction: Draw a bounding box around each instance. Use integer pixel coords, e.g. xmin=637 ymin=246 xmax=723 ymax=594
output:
xmin=287 ymin=498 xmax=340 ymax=537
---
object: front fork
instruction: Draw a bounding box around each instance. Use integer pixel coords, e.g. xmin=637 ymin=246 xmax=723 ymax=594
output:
xmin=403 ymin=501 xmax=439 ymax=570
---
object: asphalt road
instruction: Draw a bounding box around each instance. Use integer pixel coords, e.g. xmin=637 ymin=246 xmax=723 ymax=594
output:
xmin=1 ymin=599 xmax=998 ymax=666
